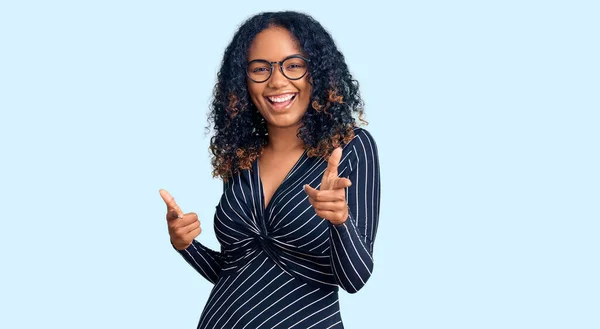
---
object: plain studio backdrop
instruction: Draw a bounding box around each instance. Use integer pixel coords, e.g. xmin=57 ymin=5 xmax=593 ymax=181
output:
xmin=1 ymin=1 xmax=598 ymax=328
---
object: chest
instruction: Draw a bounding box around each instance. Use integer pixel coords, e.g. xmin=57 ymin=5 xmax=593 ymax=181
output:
xmin=214 ymin=150 xmax=352 ymax=254
xmin=258 ymin=149 xmax=305 ymax=210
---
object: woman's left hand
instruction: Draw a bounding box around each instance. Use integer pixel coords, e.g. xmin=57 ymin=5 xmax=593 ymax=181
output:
xmin=304 ymin=148 xmax=352 ymax=225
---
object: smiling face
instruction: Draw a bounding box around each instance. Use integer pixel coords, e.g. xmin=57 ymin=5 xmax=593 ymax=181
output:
xmin=247 ymin=26 xmax=312 ymax=131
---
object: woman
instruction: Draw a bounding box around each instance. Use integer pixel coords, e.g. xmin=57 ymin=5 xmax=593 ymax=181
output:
xmin=159 ymin=11 xmax=380 ymax=328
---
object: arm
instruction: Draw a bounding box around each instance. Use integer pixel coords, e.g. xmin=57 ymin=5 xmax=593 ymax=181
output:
xmin=172 ymin=180 xmax=229 ymax=284
xmin=174 ymin=240 xmax=224 ymax=284
xmin=329 ymin=130 xmax=381 ymax=293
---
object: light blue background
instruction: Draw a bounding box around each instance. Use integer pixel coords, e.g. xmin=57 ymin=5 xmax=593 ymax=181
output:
xmin=1 ymin=1 xmax=598 ymax=328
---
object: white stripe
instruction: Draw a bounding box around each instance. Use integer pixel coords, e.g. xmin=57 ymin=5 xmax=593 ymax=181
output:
xmin=270 ymin=291 xmax=334 ymax=328
xmin=291 ymin=301 xmax=339 ymax=328
xmin=280 ymin=255 xmax=333 ymax=276
xmin=250 ymin=286 xmax=318 ymax=329
xmin=306 ymin=311 xmax=340 ymax=329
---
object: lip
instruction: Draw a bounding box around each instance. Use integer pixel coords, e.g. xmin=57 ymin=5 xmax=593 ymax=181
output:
xmin=264 ymin=92 xmax=297 ymax=98
xmin=264 ymin=92 xmax=298 ymax=112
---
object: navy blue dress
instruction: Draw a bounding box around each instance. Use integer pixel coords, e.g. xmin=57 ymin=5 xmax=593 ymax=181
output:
xmin=176 ymin=128 xmax=381 ymax=328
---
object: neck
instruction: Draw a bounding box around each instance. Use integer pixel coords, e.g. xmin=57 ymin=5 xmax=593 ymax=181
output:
xmin=264 ymin=124 xmax=304 ymax=153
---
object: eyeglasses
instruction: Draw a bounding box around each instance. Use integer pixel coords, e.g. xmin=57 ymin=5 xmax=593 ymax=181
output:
xmin=246 ymin=55 xmax=310 ymax=83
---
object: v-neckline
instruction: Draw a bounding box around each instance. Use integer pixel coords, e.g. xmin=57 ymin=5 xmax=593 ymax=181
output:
xmin=256 ymin=149 xmax=307 ymax=212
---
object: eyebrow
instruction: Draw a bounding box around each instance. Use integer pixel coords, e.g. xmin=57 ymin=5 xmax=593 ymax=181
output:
xmin=247 ymin=53 xmax=306 ymax=62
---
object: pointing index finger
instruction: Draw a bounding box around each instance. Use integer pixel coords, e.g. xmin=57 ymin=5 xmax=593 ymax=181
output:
xmin=325 ymin=147 xmax=343 ymax=176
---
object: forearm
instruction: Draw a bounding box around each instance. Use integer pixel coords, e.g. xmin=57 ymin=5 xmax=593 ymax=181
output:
xmin=329 ymin=213 xmax=374 ymax=293
xmin=174 ymin=239 xmax=224 ymax=284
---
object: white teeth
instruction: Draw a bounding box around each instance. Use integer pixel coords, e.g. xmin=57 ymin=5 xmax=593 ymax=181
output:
xmin=268 ymin=94 xmax=294 ymax=103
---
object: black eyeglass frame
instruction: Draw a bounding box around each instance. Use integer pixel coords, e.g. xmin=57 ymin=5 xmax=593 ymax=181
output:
xmin=246 ymin=55 xmax=311 ymax=83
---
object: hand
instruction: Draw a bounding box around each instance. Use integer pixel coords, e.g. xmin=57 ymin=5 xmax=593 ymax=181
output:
xmin=159 ymin=189 xmax=202 ymax=250
xmin=304 ymin=147 xmax=352 ymax=225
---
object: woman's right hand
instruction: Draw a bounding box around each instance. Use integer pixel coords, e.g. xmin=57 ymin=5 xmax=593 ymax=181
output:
xmin=159 ymin=189 xmax=202 ymax=250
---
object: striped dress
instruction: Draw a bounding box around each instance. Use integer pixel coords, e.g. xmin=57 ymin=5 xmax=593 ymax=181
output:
xmin=176 ymin=128 xmax=381 ymax=328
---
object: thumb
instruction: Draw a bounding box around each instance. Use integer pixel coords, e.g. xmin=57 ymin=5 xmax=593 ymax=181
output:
xmin=332 ymin=177 xmax=352 ymax=189
xmin=159 ymin=189 xmax=183 ymax=218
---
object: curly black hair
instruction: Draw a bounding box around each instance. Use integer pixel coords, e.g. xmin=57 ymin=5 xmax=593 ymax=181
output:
xmin=208 ymin=11 xmax=366 ymax=181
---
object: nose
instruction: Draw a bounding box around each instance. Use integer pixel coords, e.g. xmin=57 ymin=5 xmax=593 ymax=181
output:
xmin=267 ymin=63 xmax=289 ymax=89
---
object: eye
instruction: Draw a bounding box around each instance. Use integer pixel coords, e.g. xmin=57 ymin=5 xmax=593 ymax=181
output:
xmin=248 ymin=62 xmax=271 ymax=75
xmin=286 ymin=63 xmax=306 ymax=71
xmin=283 ymin=57 xmax=307 ymax=71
